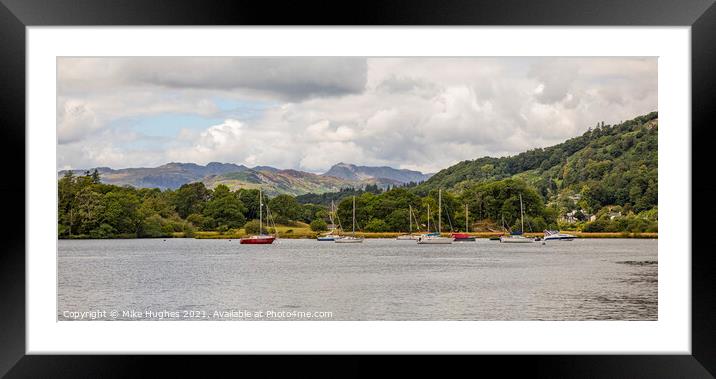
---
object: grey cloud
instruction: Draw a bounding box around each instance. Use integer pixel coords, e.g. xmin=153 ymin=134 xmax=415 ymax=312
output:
xmin=60 ymin=57 xmax=368 ymax=101
xmin=528 ymin=59 xmax=579 ymax=104
xmin=375 ymin=75 xmax=437 ymax=97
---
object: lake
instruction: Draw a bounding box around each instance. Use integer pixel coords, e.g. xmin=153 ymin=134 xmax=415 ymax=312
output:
xmin=58 ymin=238 xmax=657 ymax=321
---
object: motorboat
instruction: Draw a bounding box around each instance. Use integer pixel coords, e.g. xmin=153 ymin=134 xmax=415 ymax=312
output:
xmin=543 ymin=230 xmax=575 ymax=241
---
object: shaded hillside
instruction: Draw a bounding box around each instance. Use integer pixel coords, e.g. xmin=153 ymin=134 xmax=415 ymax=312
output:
xmin=417 ymin=112 xmax=658 ymax=213
xmin=58 ymin=162 xmax=249 ymax=190
xmin=323 ymin=162 xmax=432 ymax=183
xmin=59 ymin=162 xmax=426 ymax=195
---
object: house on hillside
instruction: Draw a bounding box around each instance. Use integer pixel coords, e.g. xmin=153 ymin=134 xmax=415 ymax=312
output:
xmin=561 ymin=209 xmax=591 ymax=223
xmin=606 ymin=211 xmax=622 ymax=220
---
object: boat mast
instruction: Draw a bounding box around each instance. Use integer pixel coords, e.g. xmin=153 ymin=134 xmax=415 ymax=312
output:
xmin=409 ymin=204 xmax=413 ymax=234
xmin=427 ymin=204 xmax=431 ymax=233
xmin=519 ymin=193 xmax=524 ymax=234
xmin=352 ymin=196 xmax=356 ymax=236
xmin=259 ymin=189 xmax=263 ymax=235
xmin=329 ymin=201 xmax=334 ymax=226
xmin=465 ymin=204 xmax=469 ymax=233
xmin=438 ymin=189 xmax=442 ymax=234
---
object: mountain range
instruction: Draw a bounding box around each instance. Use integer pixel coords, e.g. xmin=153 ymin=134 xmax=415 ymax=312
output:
xmin=59 ymin=162 xmax=433 ymax=197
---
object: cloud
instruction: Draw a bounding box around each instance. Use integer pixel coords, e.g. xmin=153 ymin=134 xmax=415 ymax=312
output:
xmin=57 ymin=57 xmax=657 ymax=173
xmin=57 ymin=100 xmax=101 ymax=144
xmin=528 ymin=59 xmax=579 ymax=104
xmin=58 ymin=57 xmax=368 ymax=101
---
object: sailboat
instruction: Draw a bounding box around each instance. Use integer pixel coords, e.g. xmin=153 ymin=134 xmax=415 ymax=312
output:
xmin=417 ymin=189 xmax=453 ymax=244
xmin=499 ymin=193 xmax=534 ymax=244
xmin=335 ymin=196 xmax=364 ymax=243
xmin=317 ymin=200 xmax=338 ymax=241
xmin=240 ymin=189 xmax=277 ymax=244
xmin=452 ymin=204 xmax=475 ymax=242
xmin=396 ymin=204 xmax=419 ymax=240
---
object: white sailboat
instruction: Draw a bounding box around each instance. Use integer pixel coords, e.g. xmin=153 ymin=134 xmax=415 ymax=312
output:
xmin=317 ymin=200 xmax=338 ymax=241
xmin=396 ymin=204 xmax=419 ymax=240
xmin=500 ymin=193 xmax=534 ymax=244
xmin=335 ymin=196 xmax=364 ymax=243
xmin=417 ymin=189 xmax=453 ymax=244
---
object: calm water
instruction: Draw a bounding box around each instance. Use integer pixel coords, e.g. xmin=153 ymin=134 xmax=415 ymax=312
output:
xmin=58 ymin=238 xmax=657 ymax=321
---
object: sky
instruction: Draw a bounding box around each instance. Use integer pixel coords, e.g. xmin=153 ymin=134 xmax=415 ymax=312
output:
xmin=57 ymin=57 xmax=657 ymax=174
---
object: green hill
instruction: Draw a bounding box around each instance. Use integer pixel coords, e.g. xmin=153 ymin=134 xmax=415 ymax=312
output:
xmin=416 ymin=112 xmax=658 ymax=214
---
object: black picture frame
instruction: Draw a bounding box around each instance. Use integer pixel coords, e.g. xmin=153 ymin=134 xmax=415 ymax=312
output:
xmin=1 ymin=0 xmax=714 ymax=377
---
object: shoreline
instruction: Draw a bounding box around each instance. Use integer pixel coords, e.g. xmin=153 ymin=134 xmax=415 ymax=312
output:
xmin=195 ymin=231 xmax=658 ymax=239
xmin=60 ymin=231 xmax=658 ymax=240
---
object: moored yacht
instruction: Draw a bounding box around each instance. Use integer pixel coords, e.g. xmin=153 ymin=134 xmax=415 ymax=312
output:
xmin=396 ymin=204 xmax=419 ymax=240
xmin=417 ymin=189 xmax=452 ymax=244
xmin=335 ymin=196 xmax=364 ymax=243
xmin=240 ymin=189 xmax=277 ymax=244
xmin=499 ymin=193 xmax=534 ymax=244
xmin=317 ymin=201 xmax=339 ymax=241
xmin=499 ymin=232 xmax=534 ymax=243
xmin=452 ymin=204 xmax=475 ymax=241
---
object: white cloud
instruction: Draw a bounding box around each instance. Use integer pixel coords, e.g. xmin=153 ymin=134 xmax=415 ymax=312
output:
xmin=57 ymin=100 xmax=101 ymax=144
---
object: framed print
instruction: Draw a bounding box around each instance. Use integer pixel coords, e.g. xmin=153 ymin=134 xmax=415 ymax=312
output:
xmin=2 ymin=0 xmax=715 ymax=376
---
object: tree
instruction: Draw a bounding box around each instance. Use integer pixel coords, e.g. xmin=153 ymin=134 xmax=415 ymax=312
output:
xmin=237 ymin=189 xmax=261 ymax=220
xmin=139 ymin=214 xmax=165 ymax=237
xmin=385 ymin=209 xmax=410 ymax=232
xmin=301 ymin=204 xmax=326 ymax=223
xmin=100 ymin=190 xmax=141 ymax=236
xmin=90 ymin=168 xmax=101 ymax=184
xmin=310 ymin=219 xmax=328 ymax=232
xmin=365 ymin=219 xmax=388 ymax=232
xmin=203 ymin=185 xmax=247 ymax=229
xmin=75 ymin=187 xmax=103 ymax=235
xmin=173 ymin=182 xmax=210 ymax=218
xmin=268 ymin=194 xmax=302 ymax=224
xmin=58 ymin=171 xmax=78 ymax=237
xmin=244 ymin=219 xmax=274 ymax=235
xmin=244 ymin=220 xmax=261 ymax=235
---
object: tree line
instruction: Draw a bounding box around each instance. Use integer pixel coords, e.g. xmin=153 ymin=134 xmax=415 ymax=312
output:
xmin=59 ymin=169 xmax=571 ymax=238
xmin=58 ymin=170 xmax=321 ymax=238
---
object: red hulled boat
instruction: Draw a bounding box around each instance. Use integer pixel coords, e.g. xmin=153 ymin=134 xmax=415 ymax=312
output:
xmin=451 ymin=232 xmax=476 ymax=241
xmin=451 ymin=204 xmax=475 ymax=241
xmin=240 ymin=235 xmax=276 ymax=244
xmin=240 ymin=189 xmax=277 ymax=245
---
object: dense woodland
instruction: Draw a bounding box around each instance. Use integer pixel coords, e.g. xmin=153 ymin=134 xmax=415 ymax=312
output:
xmin=58 ymin=113 xmax=658 ymax=238
xmin=418 ymin=112 xmax=658 ymax=213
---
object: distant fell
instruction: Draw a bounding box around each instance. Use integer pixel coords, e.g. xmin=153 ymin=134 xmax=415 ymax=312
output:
xmin=58 ymin=162 xmax=249 ymax=190
xmin=323 ymin=162 xmax=432 ymax=183
xmin=58 ymin=161 xmax=427 ymax=196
